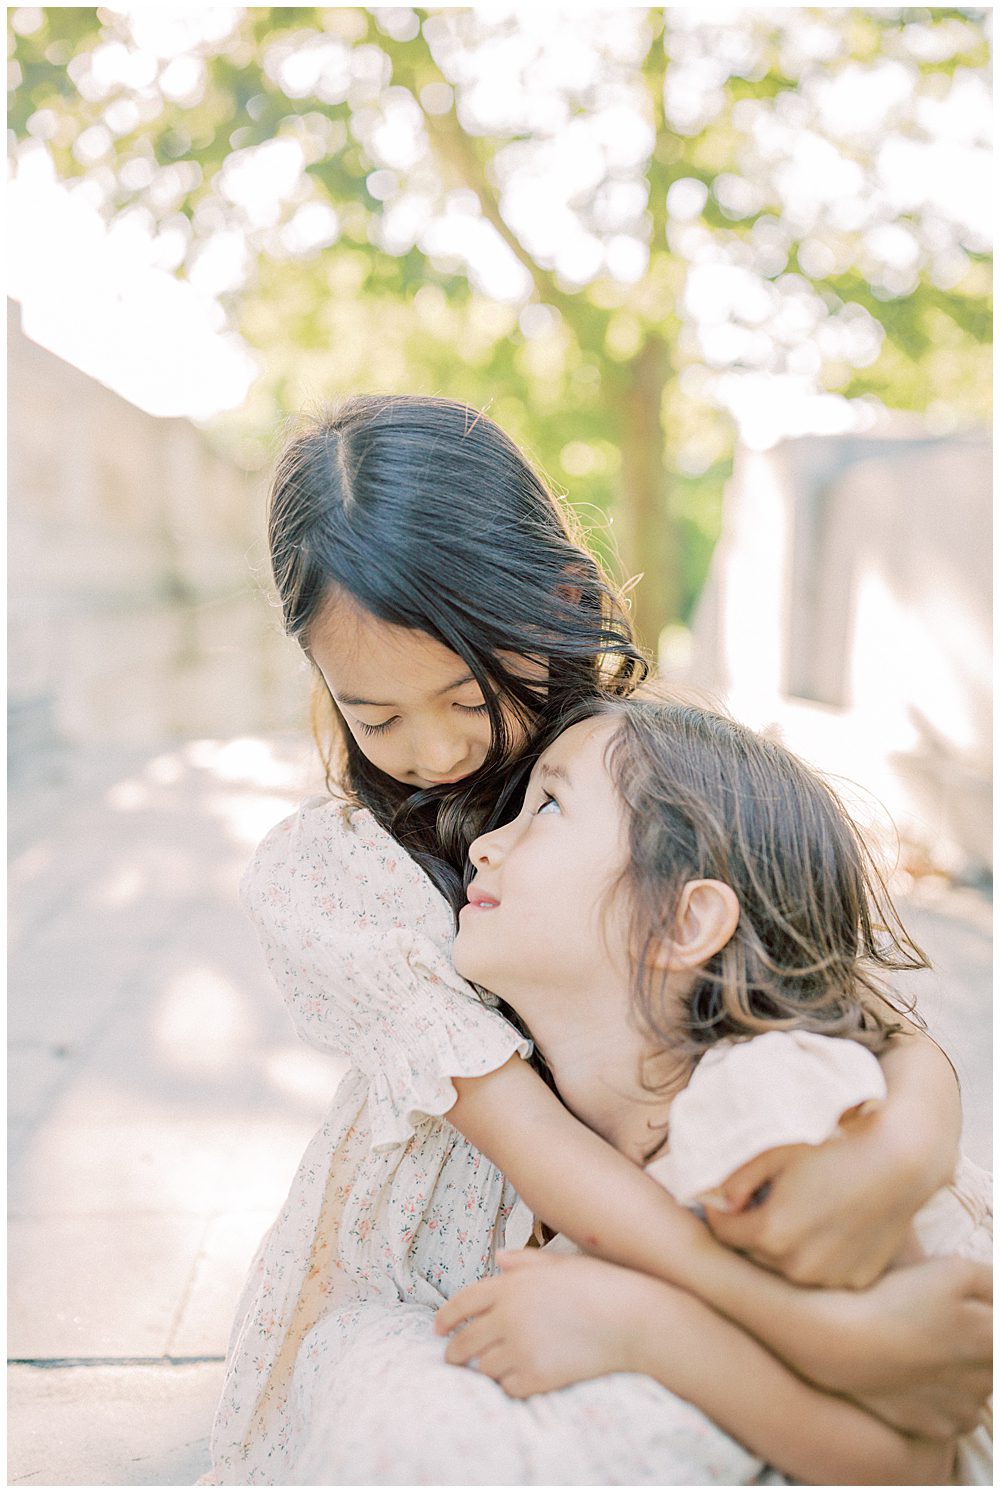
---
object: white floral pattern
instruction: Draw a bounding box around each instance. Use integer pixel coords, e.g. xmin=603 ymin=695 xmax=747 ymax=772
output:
xmin=200 ymin=797 xmax=990 ymax=1485
xmin=200 ymin=797 xmax=766 ymax=1485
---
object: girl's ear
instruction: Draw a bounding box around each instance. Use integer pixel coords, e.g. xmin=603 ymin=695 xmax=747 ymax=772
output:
xmin=651 ymin=880 xmax=740 ymax=971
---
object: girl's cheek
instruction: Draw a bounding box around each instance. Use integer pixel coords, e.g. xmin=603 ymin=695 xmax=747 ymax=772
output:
xmin=353 ymin=729 xmax=393 ymax=771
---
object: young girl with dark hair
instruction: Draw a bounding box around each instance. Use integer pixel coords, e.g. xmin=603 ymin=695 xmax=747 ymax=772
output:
xmin=202 ymin=397 xmax=986 ymax=1484
xmin=267 ymin=393 xmax=644 ymax=900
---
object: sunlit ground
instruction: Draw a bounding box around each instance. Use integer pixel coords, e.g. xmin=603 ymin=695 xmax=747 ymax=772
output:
xmin=9 ymin=735 xmax=343 ymax=1368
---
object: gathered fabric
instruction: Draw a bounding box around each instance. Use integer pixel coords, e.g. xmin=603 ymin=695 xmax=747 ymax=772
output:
xmin=200 ymin=798 xmax=766 ymax=1485
xmin=201 ymin=798 xmax=990 ymax=1485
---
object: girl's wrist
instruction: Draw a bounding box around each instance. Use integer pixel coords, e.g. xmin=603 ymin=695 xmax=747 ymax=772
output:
xmin=617 ymin=1274 xmax=688 ymax=1379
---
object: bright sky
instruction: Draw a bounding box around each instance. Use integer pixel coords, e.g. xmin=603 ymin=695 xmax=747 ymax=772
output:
xmin=6 ymin=6 xmax=992 ymax=442
xmin=8 ymin=146 xmax=260 ymax=421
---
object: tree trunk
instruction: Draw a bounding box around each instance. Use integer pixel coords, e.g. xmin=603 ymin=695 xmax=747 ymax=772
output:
xmin=610 ymin=336 xmax=675 ymax=658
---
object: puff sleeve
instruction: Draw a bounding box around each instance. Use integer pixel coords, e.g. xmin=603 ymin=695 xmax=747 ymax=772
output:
xmin=240 ymin=797 xmax=532 ymax=1150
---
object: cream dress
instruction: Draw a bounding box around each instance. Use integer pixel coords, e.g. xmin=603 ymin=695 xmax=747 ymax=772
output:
xmin=200 ymin=797 xmax=768 ymax=1485
xmin=202 ymin=797 xmax=990 ymax=1485
xmin=644 ymin=1031 xmax=992 ymax=1486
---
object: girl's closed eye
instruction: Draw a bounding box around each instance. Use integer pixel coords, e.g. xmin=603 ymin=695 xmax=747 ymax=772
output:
xmin=357 ymin=718 xmax=398 ymax=737
xmin=357 ymin=702 xmax=487 ymax=737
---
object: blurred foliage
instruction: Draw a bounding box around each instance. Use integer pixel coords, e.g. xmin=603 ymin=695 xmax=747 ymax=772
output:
xmin=8 ymin=5 xmax=992 ymax=647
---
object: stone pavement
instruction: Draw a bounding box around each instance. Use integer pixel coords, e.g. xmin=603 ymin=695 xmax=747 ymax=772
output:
xmin=7 ymin=736 xmax=993 ymax=1486
xmin=9 ymin=736 xmax=348 ymax=1486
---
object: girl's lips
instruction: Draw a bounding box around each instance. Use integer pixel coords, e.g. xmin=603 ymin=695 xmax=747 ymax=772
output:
xmin=463 ymin=894 xmax=500 ymax=911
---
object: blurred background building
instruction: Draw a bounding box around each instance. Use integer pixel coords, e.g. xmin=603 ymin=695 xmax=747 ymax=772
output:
xmin=7 ymin=296 xmax=304 ymax=777
xmin=690 ymin=428 xmax=992 ymax=881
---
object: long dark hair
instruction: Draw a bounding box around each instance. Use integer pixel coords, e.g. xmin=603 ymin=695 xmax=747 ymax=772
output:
xmin=268 ymin=395 xmax=647 ymax=898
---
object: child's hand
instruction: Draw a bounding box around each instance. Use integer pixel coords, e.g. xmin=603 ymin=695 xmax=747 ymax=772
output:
xmin=703 ymin=1119 xmax=932 ymax=1288
xmin=792 ymin=1255 xmax=992 ymax=1401
xmin=434 ymin=1250 xmax=644 ymax=1398
xmin=854 ymin=1379 xmax=991 ymax=1442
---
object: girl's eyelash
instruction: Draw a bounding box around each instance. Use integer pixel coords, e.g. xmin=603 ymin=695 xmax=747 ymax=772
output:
xmin=358 ymin=701 xmax=486 ymax=736
xmin=534 ymin=791 xmax=559 ymax=815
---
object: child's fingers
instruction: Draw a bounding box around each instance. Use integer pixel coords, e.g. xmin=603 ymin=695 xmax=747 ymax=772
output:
xmin=705 ymin=1148 xmax=793 ymax=1217
xmin=473 ymin=1344 xmax=514 ymax=1383
xmin=498 ymin=1371 xmax=534 ymax=1400
xmin=434 ymin=1280 xmax=497 ymax=1335
xmin=443 ymin=1315 xmax=504 ymax=1367
xmin=703 ymin=1199 xmax=776 ymax=1255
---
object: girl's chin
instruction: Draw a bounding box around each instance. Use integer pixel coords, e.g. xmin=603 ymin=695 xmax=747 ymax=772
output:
xmin=451 ymin=946 xmax=479 ymax=983
xmin=452 ymin=938 xmax=493 ymax=989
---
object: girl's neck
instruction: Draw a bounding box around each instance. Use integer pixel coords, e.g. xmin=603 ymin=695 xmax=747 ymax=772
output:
xmin=528 ymin=1004 xmax=680 ymax=1167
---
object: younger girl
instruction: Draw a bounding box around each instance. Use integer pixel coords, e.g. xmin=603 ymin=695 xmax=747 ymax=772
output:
xmin=203 ymin=397 xmax=984 ymax=1482
xmin=436 ymin=697 xmax=992 ymax=1483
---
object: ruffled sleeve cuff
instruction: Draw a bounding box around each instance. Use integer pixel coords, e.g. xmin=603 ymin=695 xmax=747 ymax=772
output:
xmin=362 ymin=927 xmax=533 ymax=1152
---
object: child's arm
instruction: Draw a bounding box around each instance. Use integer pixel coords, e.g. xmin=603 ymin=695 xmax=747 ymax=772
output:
xmin=446 ymin=1056 xmax=990 ymax=1397
xmin=447 ymin=1055 xmax=716 ymax=1281
xmin=704 ymin=1021 xmax=961 ymax=1288
xmin=435 ymin=1250 xmax=957 ymax=1486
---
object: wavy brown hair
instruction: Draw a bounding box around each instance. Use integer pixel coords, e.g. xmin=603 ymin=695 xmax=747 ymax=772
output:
xmin=570 ymin=694 xmax=928 ymax=1070
xmin=268 ymin=395 xmax=647 ymax=903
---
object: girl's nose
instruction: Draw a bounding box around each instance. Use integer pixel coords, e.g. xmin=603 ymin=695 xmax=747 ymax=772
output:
xmin=416 ymin=727 xmax=468 ymax=779
xmin=469 ymin=828 xmax=502 ymax=868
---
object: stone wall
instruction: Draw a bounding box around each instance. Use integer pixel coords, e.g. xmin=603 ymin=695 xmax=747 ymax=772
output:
xmin=8 ymin=299 xmax=307 ymax=766
xmin=690 ymin=429 xmax=992 ymax=879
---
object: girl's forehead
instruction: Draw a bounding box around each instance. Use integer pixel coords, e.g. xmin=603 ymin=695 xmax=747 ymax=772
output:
xmin=536 ymin=716 xmax=617 ymax=778
xmin=309 ymin=600 xmax=468 ymax=699
xmin=312 ymin=594 xmax=549 ymax=693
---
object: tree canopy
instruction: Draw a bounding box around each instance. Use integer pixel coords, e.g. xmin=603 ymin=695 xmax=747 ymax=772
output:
xmin=9 ymin=6 xmax=992 ymax=648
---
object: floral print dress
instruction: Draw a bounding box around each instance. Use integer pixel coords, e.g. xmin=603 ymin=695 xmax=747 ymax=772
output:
xmin=200 ymin=797 xmax=767 ymax=1486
